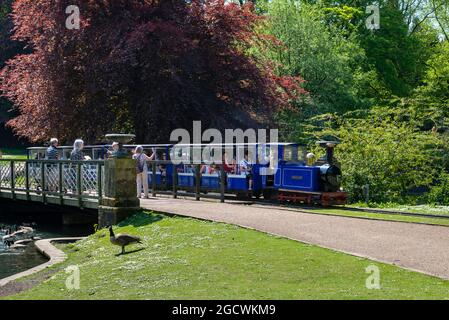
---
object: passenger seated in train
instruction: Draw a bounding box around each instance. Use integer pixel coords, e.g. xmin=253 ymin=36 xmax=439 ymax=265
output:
xmin=239 ymin=151 xmax=253 ymax=190
xmin=222 ymin=152 xmax=236 ymax=173
xmin=157 ymin=152 xmax=168 ymax=184
xmin=200 ymin=164 xmax=217 ymax=174
xmin=157 ymin=152 xmax=167 ymax=173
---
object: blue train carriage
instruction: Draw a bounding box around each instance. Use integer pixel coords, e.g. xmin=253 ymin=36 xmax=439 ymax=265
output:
xmin=265 ymin=141 xmax=347 ymax=206
xmin=167 ymin=143 xmax=265 ymax=197
xmin=221 ymin=143 xmax=266 ymax=198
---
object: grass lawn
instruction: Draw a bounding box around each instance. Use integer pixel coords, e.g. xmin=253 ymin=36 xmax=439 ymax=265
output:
xmin=304 ymin=208 xmax=449 ymax=227
xmin=349 ymin=203 xmax=449 ymax=217
xmin=3 ymin=211 xmax=449 ymax=300
xmin=0 ymin=148 xmax=27 ymax=160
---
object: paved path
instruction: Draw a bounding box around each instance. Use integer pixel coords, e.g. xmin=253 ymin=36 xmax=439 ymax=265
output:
xmin=141 ymin=197 xmax=449 ymax=279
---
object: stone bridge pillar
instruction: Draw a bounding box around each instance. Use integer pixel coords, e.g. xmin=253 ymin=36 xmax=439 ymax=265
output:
xmin=98 ymin=134 xmax=139 ymax=228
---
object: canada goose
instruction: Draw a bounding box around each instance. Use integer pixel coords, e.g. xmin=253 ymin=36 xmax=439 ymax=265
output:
xmin=108 ymin=226 xmax=142 ymax=255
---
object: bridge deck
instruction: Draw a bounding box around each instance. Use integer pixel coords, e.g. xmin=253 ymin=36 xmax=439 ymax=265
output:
xmin=0 ymin=190 xmax=98 ymax=209
xmin=140 ymin=196 xmax=449 ymax=280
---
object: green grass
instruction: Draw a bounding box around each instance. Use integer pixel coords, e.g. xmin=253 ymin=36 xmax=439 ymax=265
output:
xmin=350 ymin=203 xmax=449 ymax=217
xmin=4 ymin=211 xmax=449 ymax=300
xmin=0 ymin=148 xmax=27 ymax=159
xmin=305 ymin=208 xmax=449 ymax=226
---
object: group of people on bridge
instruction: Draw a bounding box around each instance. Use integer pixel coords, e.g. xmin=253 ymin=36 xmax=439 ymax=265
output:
xmin=41 ymin=138 xmax=254 ymax=200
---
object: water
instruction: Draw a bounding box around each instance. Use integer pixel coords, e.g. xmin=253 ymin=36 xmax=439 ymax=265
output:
xmin=0 ymin=215 xmax=94 ymax=280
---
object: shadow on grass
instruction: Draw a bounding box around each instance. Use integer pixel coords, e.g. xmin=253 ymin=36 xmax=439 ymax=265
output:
xmin=115 ymin=247 xmax=146 ymax=256
xmin=119 ymin=211 xmax=164 ymax=228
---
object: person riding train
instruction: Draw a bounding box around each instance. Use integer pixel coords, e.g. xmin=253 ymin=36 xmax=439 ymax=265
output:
xmin=239 ymin=150 xmax=253 ymax=191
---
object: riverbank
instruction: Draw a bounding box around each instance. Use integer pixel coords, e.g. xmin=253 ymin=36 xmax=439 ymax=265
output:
xmin=3 ymin=211 xmax=449 ymax=300
xmin=0 ymin=212 xmax=94 ymax=280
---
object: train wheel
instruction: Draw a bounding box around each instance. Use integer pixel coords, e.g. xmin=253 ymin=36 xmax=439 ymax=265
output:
xmin=263 ymin=189 xmax=272 ymax=200
xmin=236 ymin=192 xmax=248 ymax=200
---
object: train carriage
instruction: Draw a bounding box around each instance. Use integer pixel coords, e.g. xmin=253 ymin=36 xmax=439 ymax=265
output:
xmin=27 ymin=140 xmax=347 ymax=206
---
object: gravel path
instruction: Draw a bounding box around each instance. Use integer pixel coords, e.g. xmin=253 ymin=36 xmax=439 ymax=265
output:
xmin=141 ymin=197 xmax=449 ymax=279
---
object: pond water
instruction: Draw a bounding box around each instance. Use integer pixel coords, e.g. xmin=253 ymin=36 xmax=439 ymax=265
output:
xmin=0 ymin=215 xmax=94 ymax=280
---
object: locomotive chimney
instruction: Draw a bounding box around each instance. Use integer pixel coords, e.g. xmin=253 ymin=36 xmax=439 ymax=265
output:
xmin=325 ymin=142 xmax=335 ymax=164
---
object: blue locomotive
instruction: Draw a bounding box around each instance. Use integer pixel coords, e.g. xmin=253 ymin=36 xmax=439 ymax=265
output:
xmin=27 ymin=141 xmax=347 ymax=206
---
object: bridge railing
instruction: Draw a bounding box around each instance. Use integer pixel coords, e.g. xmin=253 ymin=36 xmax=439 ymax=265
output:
xmin=0 ymin=159 xmax=104 ymax=208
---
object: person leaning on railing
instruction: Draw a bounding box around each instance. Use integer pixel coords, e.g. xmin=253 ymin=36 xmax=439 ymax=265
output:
xmin=133 ymin=145 xmax=155 ymax=199
xmin=70 ymin=139 xmax=85 ymax=161
xmin=46 ymin=138 xmax=59 ymax=160
xmin=44 ymin=138 xmax=59 ymax=192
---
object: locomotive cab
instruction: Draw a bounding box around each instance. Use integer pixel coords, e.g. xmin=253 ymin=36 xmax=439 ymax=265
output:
xmin=272 ymin=141 xmax=347 ymax=206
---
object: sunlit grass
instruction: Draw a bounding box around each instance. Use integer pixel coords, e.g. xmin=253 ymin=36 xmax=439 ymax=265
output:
xmin=306 ymin=208 xmax=449 ymax=226
xmin=4 ymin=211 xmax=449 ymax=300
xmin=350 ymin=202 xmax=449 ymax=216
xmin=0 ymin=148 xmax=27 ymax=160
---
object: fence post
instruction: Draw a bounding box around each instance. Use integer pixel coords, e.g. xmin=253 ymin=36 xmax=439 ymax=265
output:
xmin=152 ymin=162 xmax=157 ymax=197
xmin=172 ymin=164 xmax=178 ymax=199
xmin=10 ymin=161 xmax=15 ymax=200
xmin=220 ymin=164 xmax=225 ymax=203
xmin=97 ymin=163 xmax=102 ymax=202
xmin=364 ymin=184 xmax=370 ymax=204
xmin=40 ymin=162 xmax=46 ymax=203
xmin=25 ymin=161 xmax=30 ymax=200
xmin=58 ymin=162 xmax=63 ymax=205
xmin=195 ymin=164 xmax=201 ymax=201
xmin=77 ymin=162 xmax=82 ymax=208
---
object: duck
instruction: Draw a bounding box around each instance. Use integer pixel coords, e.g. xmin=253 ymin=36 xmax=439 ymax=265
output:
xmin=9 ymin=226 xmax=34 ymax=239
xmin=3 ymin=240 xmax=11 ymax=247
xmin=2 ymin=234 xmax=14 ymax=243
xmin=108 ymin=226 xmax=142 ymax=255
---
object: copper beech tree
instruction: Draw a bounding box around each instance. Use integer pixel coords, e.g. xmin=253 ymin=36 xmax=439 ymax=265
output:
xmin=0 ymin=0 xmax=305 ymax=143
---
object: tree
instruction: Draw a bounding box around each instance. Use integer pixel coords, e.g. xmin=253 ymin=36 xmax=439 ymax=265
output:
xmin=0 ymin=0 xmax=305 ymax=143
xmin=267 ymin=1 xmax=374 ymax=112
xmin=360 ymin=1 xmax=438 ymax=97
xmin=0 ymin=0 xmax=26 ymax=146
xmin=311 ymin=106 xmax=448 ymax=203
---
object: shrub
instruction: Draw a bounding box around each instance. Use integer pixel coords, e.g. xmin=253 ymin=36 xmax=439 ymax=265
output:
xmin=427 ymin=173 xmax=449 ymax=205
xmin=312 ymin=106 xmax=448 ymax=203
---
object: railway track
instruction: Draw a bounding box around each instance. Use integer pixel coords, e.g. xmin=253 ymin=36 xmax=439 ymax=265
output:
xmin=238 ymin=199 xmax=449 ymax=220
xmin=151 ymin=193 xmax=449 ymax=220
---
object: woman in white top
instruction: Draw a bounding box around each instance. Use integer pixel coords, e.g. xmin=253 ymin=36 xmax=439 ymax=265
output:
xmin=133 ymin=146 xmax=155 ymax=199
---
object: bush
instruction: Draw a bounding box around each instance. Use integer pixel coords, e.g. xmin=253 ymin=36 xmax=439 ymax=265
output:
xmin=310 ymin=106 xmax=448 ymax=203
xmin=427 ymin=173 xmax=449 ymax=205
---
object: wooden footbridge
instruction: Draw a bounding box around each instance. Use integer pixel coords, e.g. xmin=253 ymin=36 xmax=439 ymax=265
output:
xmin=0 ymin=159 xmax=104 ymax=209
xmin=0 ymin=158 xmax=227 ymax=211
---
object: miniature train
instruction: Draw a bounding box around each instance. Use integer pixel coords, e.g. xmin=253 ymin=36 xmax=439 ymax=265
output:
xmin=27 ymin=141 xmax=347 ymax=206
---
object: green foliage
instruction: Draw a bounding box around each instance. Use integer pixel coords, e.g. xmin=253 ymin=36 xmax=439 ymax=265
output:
xmin=265 ymin=0 xmax=375 ymax=115
xmin=415 ymin=40 xmax=449 ymax=103
xmin=427 ymin=173 xmax=449 ymax=205
xmin=311 ymin=106 xmax=448 ymax=203
xmin=359 ymin=2 xmax=438 ymax=97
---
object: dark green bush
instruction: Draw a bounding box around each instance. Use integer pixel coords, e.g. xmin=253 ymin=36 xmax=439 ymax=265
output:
xmin=427 ymin=173 xmax=449 ymax=205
